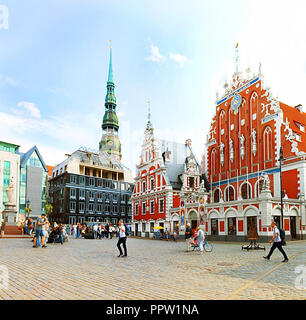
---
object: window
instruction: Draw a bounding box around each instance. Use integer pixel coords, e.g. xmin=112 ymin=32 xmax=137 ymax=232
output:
xmin=97 ymin=192 xmax=103 ymax=202
xmin=142 ymin=202 xmax=146 ymax=215
xmin=89 ymin=191 xmax=95 ymax=201
xmin=135 ymin=204 xmax=139 ymax=216
xmin=79 ymin=189 xmax=85 ymax=199
xmin=228 ymin=218 xmax=236 ymax=235
xmin=159 ymin=199 xmax=164 ymax=213
xmin=142 ymin=181 xmax=146 ymax=192
xmin=150 ymin=201 xmax=154 ymax=214
xmin=97 ymin=179 xmax=102 ymax=187
xmin=88 ymin=203 xmax=94 ymax=212
xmin=213 ymin=189 xmax=220 ymax=203
xmin=263 ymin=126 xmax=273 ymax=166
xmin=105 ymin=194 xmax=110 ymax=202
xmin=189 ymin=177 xmax=195 ymax=188
xmin=70 ymin=201 xmax=76 ymax=212
xmin=89 ymin=178 xmax=95 ymax=186
xmin=79 ymin=202 xmax=85 ymax=212
xmin=70 ymin=175 xmax=77 ymax=184
xmin=225 ymin=186 xmax=235 ymax=201
xmin=70 ymin=188 xmax=76 ymax=199
xmin=150 ymin=178 xmax=154 ymax=190
xmin=241 ymin=183 xmax=251 ymax=199
xmin=97 ymin=204 xmax=102 ymax=213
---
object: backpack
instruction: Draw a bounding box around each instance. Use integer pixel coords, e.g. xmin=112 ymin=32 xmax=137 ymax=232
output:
xmin=279 ymin=228 xmax=286 ymax=245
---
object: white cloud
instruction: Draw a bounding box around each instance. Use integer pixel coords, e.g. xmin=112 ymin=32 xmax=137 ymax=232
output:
xmin=146 ymin=44 xmax=165 ymax=62
xmin=15 ymin=101 xmax=41 ymax=118
xmin=169 ymin=52 xmax=188 ymax=67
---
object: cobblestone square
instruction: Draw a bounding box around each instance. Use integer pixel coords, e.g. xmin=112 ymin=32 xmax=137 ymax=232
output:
xmin=0 ymin=237 xmax=305 ymax=300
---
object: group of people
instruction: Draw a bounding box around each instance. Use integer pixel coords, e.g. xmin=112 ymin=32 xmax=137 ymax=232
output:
xmin=71 ymin=222 xmax=124 ymax=240
xmin=184 ymin=220 xmax=289 ymax=262
xmin=26 ymin=213 xmax=69 ymax=248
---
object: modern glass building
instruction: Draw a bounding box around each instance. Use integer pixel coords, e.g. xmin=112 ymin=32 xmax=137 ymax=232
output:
xmin=19 ymin=146 xmax=48 ymax=219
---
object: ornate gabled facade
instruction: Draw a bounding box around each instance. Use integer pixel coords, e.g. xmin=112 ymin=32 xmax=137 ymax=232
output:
xmin=131 ymin=110 xmax=209 ymax=238
xmin=205 ymin=46 xmax=306 ymax=241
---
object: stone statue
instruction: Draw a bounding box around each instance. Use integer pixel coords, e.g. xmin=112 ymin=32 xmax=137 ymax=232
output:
xmin=262 ymin=173 xmax=270 ymax=191
xmin=6 ymin=178 xmax=15 ymax=205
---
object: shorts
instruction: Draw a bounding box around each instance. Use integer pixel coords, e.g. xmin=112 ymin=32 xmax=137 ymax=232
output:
xmin=35 ymin=230 xmax=44 ymax=237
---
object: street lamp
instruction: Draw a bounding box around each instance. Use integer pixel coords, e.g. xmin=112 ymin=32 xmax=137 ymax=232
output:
xmin=279 ymin=147 xmax=284 ymax=229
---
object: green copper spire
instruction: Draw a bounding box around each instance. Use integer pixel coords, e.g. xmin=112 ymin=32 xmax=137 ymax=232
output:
xmin=108 ymin=42 xmax=114 ymax=84
xmin=99 ymin=43 xmax=122 ymax=161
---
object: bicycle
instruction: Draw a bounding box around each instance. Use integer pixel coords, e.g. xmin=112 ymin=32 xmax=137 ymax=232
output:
xmin=190 ymin=238 xmax=213 ymax=252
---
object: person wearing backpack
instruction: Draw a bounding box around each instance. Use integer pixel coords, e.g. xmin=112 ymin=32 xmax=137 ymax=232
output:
xmin=263 ymin=221 xmax=288 ymax=262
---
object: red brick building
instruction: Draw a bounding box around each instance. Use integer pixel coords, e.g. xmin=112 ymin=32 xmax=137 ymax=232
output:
xmin=205 ymin=59 xmax=306 ymax=241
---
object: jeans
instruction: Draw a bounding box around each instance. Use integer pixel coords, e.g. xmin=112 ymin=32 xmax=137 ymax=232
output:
xmin=267 ymin=241 xmax=288 ymax=260
xmin=117 ymin=237 xmax=127 ymax=256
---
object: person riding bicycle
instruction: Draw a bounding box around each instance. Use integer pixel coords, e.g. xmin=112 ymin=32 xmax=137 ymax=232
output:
xmin=195 ymin=226 xmax=205 ymax=255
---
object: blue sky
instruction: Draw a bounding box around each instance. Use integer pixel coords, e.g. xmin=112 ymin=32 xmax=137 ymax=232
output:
xmin=0 ymin=0 xmax=306 ymax=175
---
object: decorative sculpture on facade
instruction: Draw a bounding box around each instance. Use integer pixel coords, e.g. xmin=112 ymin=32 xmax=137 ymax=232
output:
xmin=251 ymin=129 xmax=257 ymax=156
xmin=240 ymin=134 xmax=245 ymax=160
xmin=219 ymin=142 xmax=225 ymax=166
xmin=229 ymin=139 xmax=234 ymax=163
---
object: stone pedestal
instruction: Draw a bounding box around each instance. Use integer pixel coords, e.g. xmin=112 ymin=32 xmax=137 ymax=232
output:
xmin=2 ymin=203 xmax=22 ymax=236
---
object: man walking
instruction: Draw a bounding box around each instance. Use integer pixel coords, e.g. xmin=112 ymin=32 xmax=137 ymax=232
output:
xmin=185 ymin=223 xmax=192 ymax=251
xmin=263 ymin=221 xmax=289 ymax=262
xmin=33 ymin=213 xmax=48 ymax=248
xmin=117 ymin=220 xmax=127 ymax=257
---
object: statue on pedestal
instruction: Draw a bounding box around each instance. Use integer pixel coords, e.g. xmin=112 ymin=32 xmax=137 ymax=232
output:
xmin=6 ymin=178 xmax=15 ymax=206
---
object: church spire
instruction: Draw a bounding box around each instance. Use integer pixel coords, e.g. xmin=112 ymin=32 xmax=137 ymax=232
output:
xmin=108 ymin=40 xmax=114 ymax=84
xmin=145 ymin=98 xmax=153 ymax=133
xmin=99 ymin=43 xmax=122 ymax=161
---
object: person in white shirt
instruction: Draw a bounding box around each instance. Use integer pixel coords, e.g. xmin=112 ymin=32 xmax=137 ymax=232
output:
xmin=117 ymin=220 xmax=127 ymax=257
xmin=93 ymin=224 xmax=98 ymax=239
xmin=195 ymin=226 xmax=205 ymax=255
xmin=263 ymin=221 xmax=288 ymax=262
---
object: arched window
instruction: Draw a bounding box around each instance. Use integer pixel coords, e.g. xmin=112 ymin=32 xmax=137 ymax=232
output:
xmin=211 ymin=148 xmax=217 ymax=177
xmin=225 ymin=185 xmax=235 ymax=201
xmin=256 ymin=179 xmax=264 ymax=198
xmin=263 ymin=126 xmax=273 ymax=168
xmin=213 ymin=189 xmax=221 ymax=203
xmin=241 ymin=183 xmax=251 ymax=199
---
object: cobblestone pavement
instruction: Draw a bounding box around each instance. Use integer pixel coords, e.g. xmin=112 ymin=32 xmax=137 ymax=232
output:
xmin=0 ymin=237 xmax=305 ymax=300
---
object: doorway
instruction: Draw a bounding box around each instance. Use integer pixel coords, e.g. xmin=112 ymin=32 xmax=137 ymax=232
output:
xmin=159 ymin=222 xmax=164 ymax=236
xmin=211 ymin=219 xmax=218 ymax=235
xmin=135 ymin=223 xmax=138 ymax=236
xmin=247 ymin=216 xmax=257 ymax=234
xmin=290 ymin=217 xmax=297 ymax=239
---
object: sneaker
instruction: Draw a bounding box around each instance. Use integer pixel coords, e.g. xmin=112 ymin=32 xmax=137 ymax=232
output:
xmin=121 ymin=255 xmax=127 ymax=258
xmin=282 ymin=259 xmax=288 ymax=263
xmin=117 ymin=254 xmax=122 ymax=257
xmin=42 ymin=245 xmax=47 ymax=248
xmin=263 ymin=256 xmax=270 ymax=260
